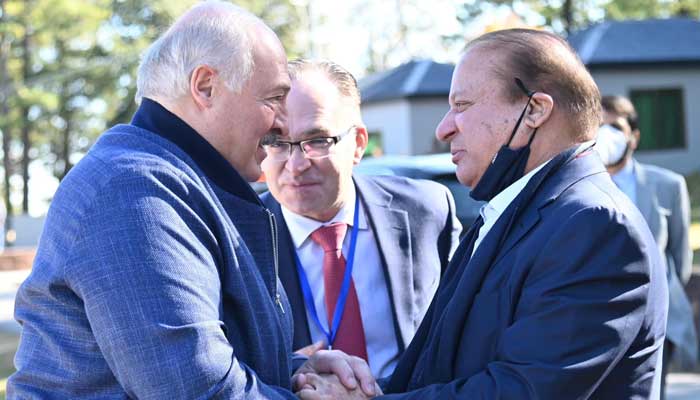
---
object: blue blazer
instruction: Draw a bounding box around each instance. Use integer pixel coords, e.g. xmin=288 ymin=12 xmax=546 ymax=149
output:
xmin=262 ymin=174 xmax=462 ymax=353
xmin=382 ymin=149 xmax=668 ymax=399
xmin=10 ymin=105 xmax=299 ymax=399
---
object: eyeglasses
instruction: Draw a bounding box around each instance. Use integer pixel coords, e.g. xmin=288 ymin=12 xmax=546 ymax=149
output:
xmin=262 ymin=125 xmax=356 ymax=162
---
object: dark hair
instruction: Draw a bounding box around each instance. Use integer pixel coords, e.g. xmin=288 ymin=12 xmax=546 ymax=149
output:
xmin=601 ymin=95 xmax=639 ymax=131
xmin=466 ymin=29 xmax=602 ymax=140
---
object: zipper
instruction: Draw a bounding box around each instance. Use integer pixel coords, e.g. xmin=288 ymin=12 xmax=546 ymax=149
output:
xmin=267 ymin=209 xmax=284 ymax=314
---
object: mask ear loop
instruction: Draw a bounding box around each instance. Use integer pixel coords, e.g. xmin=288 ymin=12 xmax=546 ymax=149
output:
xmin=505 ymin=78 xmax=537 ymax=147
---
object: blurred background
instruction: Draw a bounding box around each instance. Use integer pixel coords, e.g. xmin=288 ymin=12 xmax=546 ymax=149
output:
xmin=2 ymin=0 xmax=700 ymax=398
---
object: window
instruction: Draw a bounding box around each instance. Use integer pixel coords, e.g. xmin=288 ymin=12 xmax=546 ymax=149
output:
xmin=630 ymin=88 xmax=686 ymax=151
xmin=365 ymin=131 xmax=383 ymax=158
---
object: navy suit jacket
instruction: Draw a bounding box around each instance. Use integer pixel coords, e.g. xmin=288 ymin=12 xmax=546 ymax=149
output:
xmin=382 ymin=148 xmax=668 ymax=399
xmin=262 ymin=174 xmax=462 ymax=353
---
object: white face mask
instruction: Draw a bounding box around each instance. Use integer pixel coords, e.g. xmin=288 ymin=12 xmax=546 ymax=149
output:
xmin=595 ymin=124 xmax=628 ymax=166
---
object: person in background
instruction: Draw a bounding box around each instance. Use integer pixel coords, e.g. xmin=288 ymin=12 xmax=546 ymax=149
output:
xmin=295 ymin=28 xmax=667 ymax=400
xmin=8 ymin=2 xmax=375 ymax=398
xmin=261 ymin=59 xmax=462 ymax=379
xmin=599 ymin=95 xmax=697 ymax=400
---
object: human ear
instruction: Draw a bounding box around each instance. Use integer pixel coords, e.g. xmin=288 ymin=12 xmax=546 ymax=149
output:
xmin=631 ymin=129 xmax=641 ymax=150
xmin=353 ymin=126 xmax=368 ymax=164
xmin=524 ymin=92 xmax=554 ymax=128
xmin=189 ymin=65 xmax=217 ymax=110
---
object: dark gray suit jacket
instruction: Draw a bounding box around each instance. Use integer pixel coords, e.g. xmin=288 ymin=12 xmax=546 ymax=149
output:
xmin=633 ymin=160 xmax=697 ymax=367
xmin=261 ymin=174 xmax=462 ymax=353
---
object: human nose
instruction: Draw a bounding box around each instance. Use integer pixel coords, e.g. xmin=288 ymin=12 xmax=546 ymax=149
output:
xmin=284 ymin=143 xmax=311 ymax=174
xmin=435 ymin=110 xmax=456 ymax=143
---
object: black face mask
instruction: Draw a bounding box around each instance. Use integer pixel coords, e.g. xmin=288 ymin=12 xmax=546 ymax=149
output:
xmin=470 ymin=78 xmax=538 ymax=202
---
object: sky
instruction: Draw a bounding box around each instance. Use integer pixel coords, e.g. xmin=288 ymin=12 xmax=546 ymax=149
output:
xmin=297 ymin=0 xmax=466 ymax=78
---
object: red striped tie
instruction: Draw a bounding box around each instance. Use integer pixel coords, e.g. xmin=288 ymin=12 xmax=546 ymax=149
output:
xmin=311 ymin=223 xmax=368 ymax=361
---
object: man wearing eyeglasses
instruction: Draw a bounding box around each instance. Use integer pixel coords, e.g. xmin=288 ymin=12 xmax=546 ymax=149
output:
xmin=8 ymin=3 xmax=380 ymax=399
xmin=294 ymin=29 xmax=667 ymax=400
xmin=260 ymin=59 xmax=462 ymax=381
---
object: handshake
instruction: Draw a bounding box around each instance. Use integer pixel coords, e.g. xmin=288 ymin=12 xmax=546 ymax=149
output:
xmin=294 ymin=344 xmax=384 ymax=400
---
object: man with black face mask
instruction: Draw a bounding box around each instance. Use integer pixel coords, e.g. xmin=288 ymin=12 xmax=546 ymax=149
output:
xmin=599 ymin=95 xmax=696 ymax=400
xmin=294 ymin=28 xmax=668 ymax=400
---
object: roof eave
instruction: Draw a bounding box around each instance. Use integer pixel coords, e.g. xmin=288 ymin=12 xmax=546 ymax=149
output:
xmin=362 ymin=93 xmax=449 ymax=105
xmin=587 ymin=60 xmax=700 ymax=71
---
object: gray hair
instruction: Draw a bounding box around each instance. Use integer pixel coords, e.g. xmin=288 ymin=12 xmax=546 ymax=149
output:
xmin=136 ymin=1 xmax=264 ymax=103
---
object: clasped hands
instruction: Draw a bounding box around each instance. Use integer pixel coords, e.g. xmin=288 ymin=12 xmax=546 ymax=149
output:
xmin=294 ymin=346 xmax=383 ymax=400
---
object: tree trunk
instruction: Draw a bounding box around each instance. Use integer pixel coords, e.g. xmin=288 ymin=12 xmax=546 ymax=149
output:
xmin=562 ymin=0 xmax=573 ymax=35
xmin=20 ymin=27 xmax=32 ymax=214
xmin=55 ymin=39 xmax=73 ymax=180
xmin=20 ymin=106 xmax=30 ymax=214
xmin=60 ymin=110 xmax=73 ymax=180
xmin=0 ymin=0 xmax=13 ymax=221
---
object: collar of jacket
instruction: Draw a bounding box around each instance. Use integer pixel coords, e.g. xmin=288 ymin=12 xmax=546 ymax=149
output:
xmin=131 ymin=97 xmax=262 ymax=205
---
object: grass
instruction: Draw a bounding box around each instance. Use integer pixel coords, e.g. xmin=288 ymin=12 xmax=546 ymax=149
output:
xmin=685 ymin=171 xmax=700 ymax=264
xmin=0 ymin=332 xmax=18 ymax=400
xmin=686 ymin=172 xmax=700 ymax=263
xmin=687 ymin=172 xmax=700 ymax=224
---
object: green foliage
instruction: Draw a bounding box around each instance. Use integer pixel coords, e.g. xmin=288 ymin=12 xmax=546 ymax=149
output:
xmin=453 ymin=0 xmax=700 ymax=35
xmin=686 ymin=171 xmax=700 ymax=224
xmin=0 ymin=0 xmax=302 ymax=214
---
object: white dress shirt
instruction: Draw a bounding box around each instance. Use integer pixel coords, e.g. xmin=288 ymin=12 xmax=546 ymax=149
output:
xmin=281 ymin=190 xmax=400 ymax=378
xmin=610 ymin=159 xmax=637 ymax=204
xmin=472 ymin=161 xmax=549 ymax=256
xmin=472 ymin=141 xmax=595 ymax=255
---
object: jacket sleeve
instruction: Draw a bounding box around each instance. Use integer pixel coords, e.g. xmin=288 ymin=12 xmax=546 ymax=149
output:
xmin=668 ymin=175 xmax=692 ymax=284
xmin=438 ymin=185 xmax=463 ymax=271
xmin=380 ymin=206 xmax=665 ymax=399
xmin=67 ymin=170 xmax=295 ymax=400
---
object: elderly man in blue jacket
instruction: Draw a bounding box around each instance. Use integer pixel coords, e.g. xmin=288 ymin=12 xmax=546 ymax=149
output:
xmin=8 ymin=1 xmax=376 ymax=399
xmin=296 ymin=28 xmax=668 ymax=400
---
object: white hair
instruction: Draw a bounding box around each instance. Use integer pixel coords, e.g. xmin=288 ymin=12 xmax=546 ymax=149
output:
xmin=135 ymin=1 xmax=264 ymax=103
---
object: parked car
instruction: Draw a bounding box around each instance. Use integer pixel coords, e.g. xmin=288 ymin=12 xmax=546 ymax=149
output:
xmin=354 ymin=153 xmax=483 ymax=230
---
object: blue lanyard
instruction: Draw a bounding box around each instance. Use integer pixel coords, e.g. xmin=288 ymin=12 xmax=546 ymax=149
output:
xmin=294 ymin=197 xmax=360 ymax=349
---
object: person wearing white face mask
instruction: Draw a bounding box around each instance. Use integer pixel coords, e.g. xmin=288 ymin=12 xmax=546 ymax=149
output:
xmin=595 ymin=120 xmax=631 ymax=169
xmin=597 ymin=95 xmax=697 ymax=400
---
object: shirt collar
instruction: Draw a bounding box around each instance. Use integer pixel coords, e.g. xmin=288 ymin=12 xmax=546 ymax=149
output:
xmin=480 ymin=158 xmax=551 ymax=223
xmin=281 ymin=188 xmax=368 ymax=249
xmin=131 ymin=97 xmax=261 ymax=204
xmin=479 ymin=141 xmax=594 ymax=223
xmin=612 ymin=157 xmax=636 ymax=180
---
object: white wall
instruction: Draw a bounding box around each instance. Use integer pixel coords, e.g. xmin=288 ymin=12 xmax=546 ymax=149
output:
xmin=593 ymin=68 xmax=700 ymax=174
xmin=410 ymin=98 xmax=450 ymax=154
xmin=361 ymin=99 xmax=413 ymax=155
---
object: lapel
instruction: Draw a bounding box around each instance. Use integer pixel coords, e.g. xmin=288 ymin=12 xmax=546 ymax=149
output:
xmin=490 ymin=151 xmax=605 ymax=267
xmin=354 ymin=175 xmax=414 ymax=350
xmin=260 ymin=193 xmax=312 ymax=349
xmin=416 ymin=148 xmax=607 ymax=383
xmin=633 ymin=160 xmax=656 ymax=226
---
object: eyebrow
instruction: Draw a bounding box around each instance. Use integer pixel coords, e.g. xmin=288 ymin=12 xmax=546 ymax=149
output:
xmin=299 ymin=127 xmax=332 ymax=138
xmin=449 ymin=89 xmax=470 ymax=104
xmin=279 ymin=84 xmax=291 ymax=94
